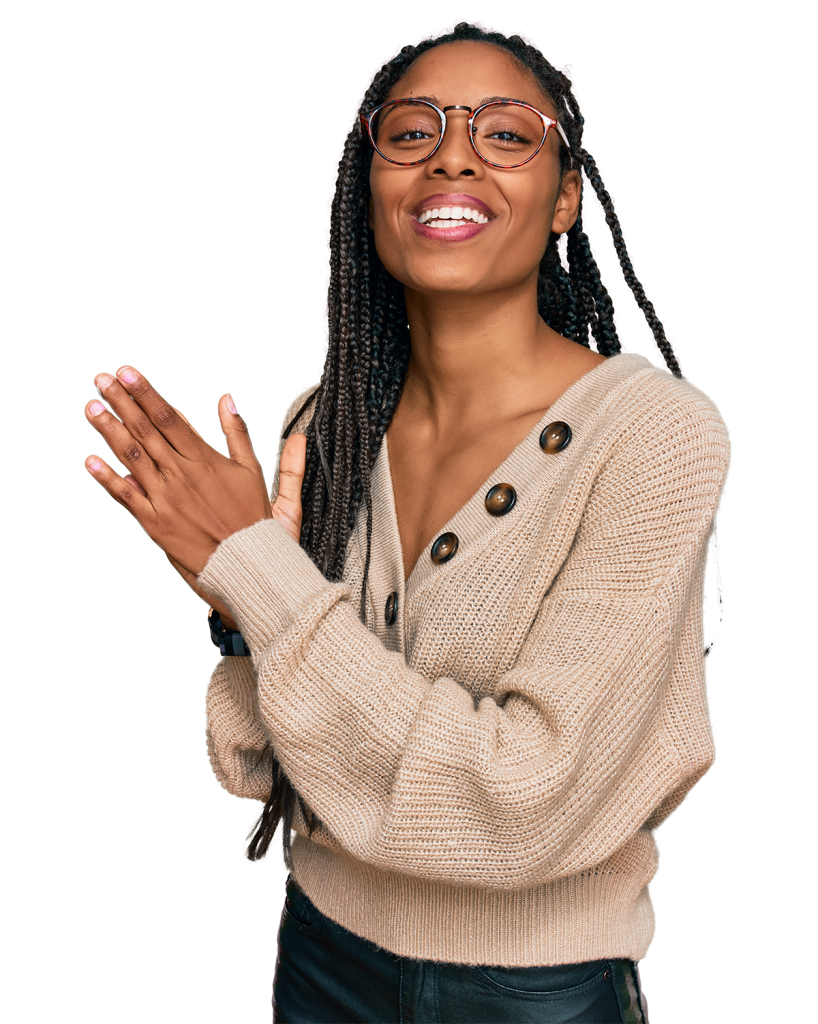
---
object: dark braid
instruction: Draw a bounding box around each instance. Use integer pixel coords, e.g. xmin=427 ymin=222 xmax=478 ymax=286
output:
xmin=577 ymin=149 xmax=681 ymax=376
xmin=246 ymin=22 xmax=683 ymax=867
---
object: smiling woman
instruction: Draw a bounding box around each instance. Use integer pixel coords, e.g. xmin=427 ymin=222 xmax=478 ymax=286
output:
xmin=86 ymin=20 xmax=728 ymax=1024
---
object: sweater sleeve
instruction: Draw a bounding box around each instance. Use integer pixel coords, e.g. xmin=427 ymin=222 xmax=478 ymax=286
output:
xmin=200 ymin=384 xmax=730 ymax=889
xmin=203 ymin=384 xmax=318 ymax=801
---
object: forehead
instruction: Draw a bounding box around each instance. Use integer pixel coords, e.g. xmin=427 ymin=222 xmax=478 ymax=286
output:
xmin=384 ymin=41 xmax=555 ymax=115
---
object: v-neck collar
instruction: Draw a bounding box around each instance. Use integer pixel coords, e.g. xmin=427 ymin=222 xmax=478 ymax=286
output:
xmin=354 ymin=352 xmax=654 ymax=604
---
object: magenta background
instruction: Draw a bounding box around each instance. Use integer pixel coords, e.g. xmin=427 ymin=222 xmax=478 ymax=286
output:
xmin=3 ymin=18 xmax=814 ymax=983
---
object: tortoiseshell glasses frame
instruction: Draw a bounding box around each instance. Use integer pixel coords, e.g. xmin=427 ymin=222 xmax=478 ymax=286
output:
xmin=360 ymin=98 xmax=573 ymax=170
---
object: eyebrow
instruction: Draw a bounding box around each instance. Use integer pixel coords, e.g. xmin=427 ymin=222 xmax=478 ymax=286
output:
xmin=400 ymin=94 xmax=540 ymax=109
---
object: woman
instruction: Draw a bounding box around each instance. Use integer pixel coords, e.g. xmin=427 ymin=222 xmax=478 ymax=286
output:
xmin=85 ymin=23 xmax=729 ymax=1024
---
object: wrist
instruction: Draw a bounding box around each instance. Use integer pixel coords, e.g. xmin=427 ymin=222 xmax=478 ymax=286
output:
xmin=208 ymin=606 xmax=250 ymax=657
xmin=218 ymin=611 xmax=238 ymax=631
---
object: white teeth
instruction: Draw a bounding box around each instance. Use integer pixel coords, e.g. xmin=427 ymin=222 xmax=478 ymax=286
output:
xmin=418 ymin=205 xmax=489 ymax=225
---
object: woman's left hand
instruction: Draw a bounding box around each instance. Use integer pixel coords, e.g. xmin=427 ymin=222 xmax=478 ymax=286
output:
xmin=85 ymin=365 xmax=273 ymax=576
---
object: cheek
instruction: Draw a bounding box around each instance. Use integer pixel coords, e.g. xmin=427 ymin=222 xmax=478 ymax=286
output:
xmin=369 ymin=194 xmax=394 ymax=255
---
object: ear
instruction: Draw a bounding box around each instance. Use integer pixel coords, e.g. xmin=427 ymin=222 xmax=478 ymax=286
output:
xmin=551 ymin=169 xmax=581 ymax=235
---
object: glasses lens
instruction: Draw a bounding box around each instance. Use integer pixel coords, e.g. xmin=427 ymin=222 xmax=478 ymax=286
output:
xmin=472 ymin=103 xmax=545 ymax=166
xmin=369 ymin=101 xmax=548 ymax=167
xmin=371 ymin=101 xmax=442 ymax=164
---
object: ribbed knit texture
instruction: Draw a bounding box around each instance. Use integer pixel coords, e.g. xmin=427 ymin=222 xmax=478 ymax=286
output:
xmin=199 ymin=353 xmax=730 ymax=967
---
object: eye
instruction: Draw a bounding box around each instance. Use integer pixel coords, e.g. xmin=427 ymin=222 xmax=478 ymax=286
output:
xmin=388 ymin=124 xmax=436 ymax=142
xmin=488 ymin=129 xmax=530 ymax=143
xmin=391 ymin=129 xmax=432 ymax=141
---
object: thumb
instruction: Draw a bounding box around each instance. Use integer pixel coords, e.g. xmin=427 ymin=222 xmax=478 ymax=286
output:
xmin=272 ymin=433 xmax=306 ymax=543
xmin=218 ymin=393 xmax=259 ymax=468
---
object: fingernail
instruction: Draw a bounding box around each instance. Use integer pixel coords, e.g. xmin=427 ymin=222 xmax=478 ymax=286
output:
xmin=89 ymin=401 xmax=105 ymax=416
xmin=226 ymin=394 xmax=237 ymax=415
xmin=117 ymin=366 xmax=137 ymax=384
xmin=96 ymin=373 xmax=115 ymax=391
xmin=87 ymin=457 xmax=102 ymax=472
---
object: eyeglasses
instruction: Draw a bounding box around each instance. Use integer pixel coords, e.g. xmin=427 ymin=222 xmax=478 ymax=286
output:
xmin=360 ymin=99 xmax=572 ymax=169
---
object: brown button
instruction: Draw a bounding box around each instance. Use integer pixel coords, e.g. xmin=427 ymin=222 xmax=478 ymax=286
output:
xmin=385 ymin=591 xmax=398 ymax=626
xmin=485 ymin=483 xmax=517 ymax=517
xmin=539 ymin=421 xmax=572 ymax=453
xmin=430 ymin=532 xmax=459 ymax=564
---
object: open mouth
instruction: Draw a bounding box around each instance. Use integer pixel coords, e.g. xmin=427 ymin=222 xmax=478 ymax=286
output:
xmin=417 ymin=205 xmax=491 ymax=228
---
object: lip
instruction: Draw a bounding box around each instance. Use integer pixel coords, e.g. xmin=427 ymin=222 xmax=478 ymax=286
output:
xmin=412 ymin=219 xmax=491 ymax=242
xmin=410 ymin=192 xmax=496 ymax=242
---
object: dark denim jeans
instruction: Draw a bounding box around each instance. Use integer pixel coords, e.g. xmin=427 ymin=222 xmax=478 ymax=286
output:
xmin=273 ymin=875 xmax=650 ymax=1023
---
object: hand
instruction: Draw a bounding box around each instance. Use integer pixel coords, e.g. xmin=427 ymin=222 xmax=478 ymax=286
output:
xmin=85 ymin=365 xmax=276 ymax=576
xmin=144 ymin=403 xmax=307 ymax=626
xmin=129 ymin=403 xmax=305 ymax=626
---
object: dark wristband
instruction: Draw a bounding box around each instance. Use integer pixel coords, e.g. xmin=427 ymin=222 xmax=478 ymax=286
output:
xmin=208 ymin=607 xmax=251 ymax=657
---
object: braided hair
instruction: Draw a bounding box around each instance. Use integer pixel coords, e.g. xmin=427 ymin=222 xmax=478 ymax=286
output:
xmin=246 ymin=22 xmax=683 ymax=867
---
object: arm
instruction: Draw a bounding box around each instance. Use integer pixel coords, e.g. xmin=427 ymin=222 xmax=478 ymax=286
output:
xmin=204 ymin=385 xmax=319 ymax=638
xmin=204 ymin=385 xmax=318 ymax=799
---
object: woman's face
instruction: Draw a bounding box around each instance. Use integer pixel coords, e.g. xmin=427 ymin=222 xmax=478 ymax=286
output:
xmin=368 ymin=41 xmax=579 ymax=299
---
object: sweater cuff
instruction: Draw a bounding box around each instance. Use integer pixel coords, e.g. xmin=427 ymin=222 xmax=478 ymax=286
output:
xmin=197 ymin=518 xmax=344 ymax=657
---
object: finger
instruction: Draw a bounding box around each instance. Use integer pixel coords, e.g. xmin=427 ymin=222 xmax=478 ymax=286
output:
xmin=272 ymin=433 xmax=306 ymax=539
xmin=113 ymin=365 xmax=202 ymax=457
xmin=277 ymin=433 xmax=307 ymax=502
xmin=217 ymin=394 xmax=261 ymax=470
xmin=124 ymin=474 xmax=148 ymax=498
xmin=95 ymin=372 xmax=177 ymax=467
xmin=86 ymin=399 xmax=163 ymax=492
xmin=85 ymin=453 xmax=154 ymax=519
xmin=224 ymin=393 xmax=282 ymax=485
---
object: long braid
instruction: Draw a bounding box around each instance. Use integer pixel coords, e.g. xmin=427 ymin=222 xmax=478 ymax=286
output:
xmin=351 ymin=228 xmax=376 ymax=619
xmin=247 ymin=22 xmax=682 ymax=864
xmin=577 ymin=148 xmax=681 ymax=376
xmin=565 ymin=217 xmax=599 ymax=348
xmin=566 ymin=213 xmax=621 ymax=357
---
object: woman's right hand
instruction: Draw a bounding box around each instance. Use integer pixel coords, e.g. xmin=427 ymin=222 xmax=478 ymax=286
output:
xmin=124 ymin=399 xmax=307 ymax=630
xmin=165 ymin=431 xmax=307 ymax=631
xmin=121 ymin=401 xmax=241 ymax=626
xmin=123 ymin=473 xmax=241 ymax=630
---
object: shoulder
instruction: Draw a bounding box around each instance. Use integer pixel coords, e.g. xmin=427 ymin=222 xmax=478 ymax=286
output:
xmin=555 ymin=354 xmax=731 ymax=524
xmin=575 ymin=353 xmax=730 ymax=470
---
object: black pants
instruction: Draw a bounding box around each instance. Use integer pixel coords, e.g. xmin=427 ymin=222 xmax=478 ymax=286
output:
xmin=273 ymin=875 xmax=650 ymax=1023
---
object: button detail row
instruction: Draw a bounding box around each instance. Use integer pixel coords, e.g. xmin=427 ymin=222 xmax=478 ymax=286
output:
xmin=427 ymin=422 xmax=572 ymax=567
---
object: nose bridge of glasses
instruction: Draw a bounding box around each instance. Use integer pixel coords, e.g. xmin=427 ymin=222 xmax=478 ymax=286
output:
xmin=436 ymin=105 xmax=480 ymax=160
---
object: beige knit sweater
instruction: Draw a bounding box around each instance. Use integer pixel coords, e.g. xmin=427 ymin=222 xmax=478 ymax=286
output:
xmin=199 ymin=352 xmax=730 ymax=967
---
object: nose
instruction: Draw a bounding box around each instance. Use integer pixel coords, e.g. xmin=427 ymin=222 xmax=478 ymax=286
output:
xmin=432 ymin=109 xmax=483 ymax=171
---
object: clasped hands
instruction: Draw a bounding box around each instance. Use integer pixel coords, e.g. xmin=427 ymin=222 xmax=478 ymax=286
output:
xmin=85 ymin=366 xmax=306 ymax=629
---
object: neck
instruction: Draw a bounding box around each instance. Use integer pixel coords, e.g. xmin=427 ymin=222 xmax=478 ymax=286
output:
xmin=400 ymin=273 xmax=566 ymax=427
